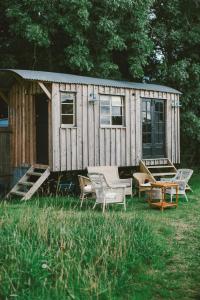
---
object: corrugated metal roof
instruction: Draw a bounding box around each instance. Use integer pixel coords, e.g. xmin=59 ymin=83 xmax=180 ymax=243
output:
xmin=0 ymin=69 xmax=181 ymax=94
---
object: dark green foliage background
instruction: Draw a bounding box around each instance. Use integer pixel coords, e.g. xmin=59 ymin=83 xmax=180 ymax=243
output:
xmin=0 ymin=0 xmax=199 ymax=164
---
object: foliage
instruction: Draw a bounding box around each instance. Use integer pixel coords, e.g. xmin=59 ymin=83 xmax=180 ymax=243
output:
xmin=1 ymin=0 xmax=154 ymax=79
xmin=150 ymin=0 xmax=200 ymax=164
xmin=0 ymin=1 xmax=200 ymax=163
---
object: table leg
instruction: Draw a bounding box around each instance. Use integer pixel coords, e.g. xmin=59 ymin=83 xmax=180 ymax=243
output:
xmin=176 ymin=186 xmax=179 ymax=207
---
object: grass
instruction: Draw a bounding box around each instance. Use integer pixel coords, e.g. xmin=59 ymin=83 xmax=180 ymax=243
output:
xmin=0 ymin=174 xmax=200 ymax=299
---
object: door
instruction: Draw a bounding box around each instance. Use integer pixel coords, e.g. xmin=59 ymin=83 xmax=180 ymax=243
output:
xmin=35 ymin=94 xmax=49 ymax=164
xmin=142 ymin=98 xmax=165 ymax=158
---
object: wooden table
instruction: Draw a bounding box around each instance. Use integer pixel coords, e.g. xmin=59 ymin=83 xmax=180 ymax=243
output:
xmin=148 ymin=181 xmax=179 ymax=211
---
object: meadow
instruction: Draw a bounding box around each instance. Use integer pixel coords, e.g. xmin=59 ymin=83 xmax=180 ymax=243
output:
xmin=0 ymin=174 xmax=200 ymax=300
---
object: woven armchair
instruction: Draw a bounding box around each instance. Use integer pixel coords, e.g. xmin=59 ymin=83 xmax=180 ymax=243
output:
xmin=133 ymin=172 xmax=155 ymax=198
xmin=161 ymin=169 xmax=193 ymax=201
xmin=78 ymin=175 xmax=95 ymax=207
xmin=88 ymin=172 xmax=126 ymax=213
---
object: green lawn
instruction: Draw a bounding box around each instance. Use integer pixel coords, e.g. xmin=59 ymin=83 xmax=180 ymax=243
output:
xmin=0 ymin=174 xmax=200 ymax=299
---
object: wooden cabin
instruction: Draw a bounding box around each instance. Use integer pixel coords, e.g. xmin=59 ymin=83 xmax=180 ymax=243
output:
xmin=0 ymin=69 xmax=181 ymax=198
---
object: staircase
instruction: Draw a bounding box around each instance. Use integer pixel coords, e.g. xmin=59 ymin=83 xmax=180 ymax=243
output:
xmin=140 ymin=158 xmax=177 ymax=181
xmin=6 ymin=165 xmax=50 ymax=201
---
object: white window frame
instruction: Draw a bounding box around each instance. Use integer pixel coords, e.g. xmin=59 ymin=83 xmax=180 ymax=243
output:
xmin=100 ymin=94 xmax=125 ymax=127
xmin=60 ymin=91 xmax=76 ymax=127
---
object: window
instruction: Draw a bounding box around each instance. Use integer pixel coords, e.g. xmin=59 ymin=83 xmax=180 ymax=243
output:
xmin=0 ymin=99 xmax=8 ymax=127
xmin=100 ymin=95 xmax=125 ymax=126
xmin=61 ymin=92 xmax=76 ymax=125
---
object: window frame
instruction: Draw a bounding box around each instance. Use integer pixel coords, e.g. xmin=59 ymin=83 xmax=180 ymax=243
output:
xmin=60 ymin=91 xmax=76 ymax=128
xmin=100 ymin=94 xmax=125 ymax=128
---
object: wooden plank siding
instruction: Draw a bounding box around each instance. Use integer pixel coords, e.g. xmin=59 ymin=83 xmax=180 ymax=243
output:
xmin=0 ymin=79 xmax=180 ymax=173
xmin=52 ymin=83 xmax=180 ymax=171
xmin=9 ymin=82 xmax=47 ymax=168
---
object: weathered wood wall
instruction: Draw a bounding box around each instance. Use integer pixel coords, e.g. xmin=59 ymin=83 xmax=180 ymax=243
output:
xmin=3 ymin=80 xmax=180 ymax=172
xmin=52 ymin=83 xmax=180 ymax=171
xmin=9 ymin=82 xmax=44 ymax=168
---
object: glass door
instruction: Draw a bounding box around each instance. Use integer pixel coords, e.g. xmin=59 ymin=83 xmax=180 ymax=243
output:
xmin=142 ymin=99 xmax=165 ymax=158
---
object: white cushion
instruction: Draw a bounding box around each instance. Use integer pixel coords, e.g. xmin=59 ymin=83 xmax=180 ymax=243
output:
xmin=83 ymin=185 xmax=92 ymax=192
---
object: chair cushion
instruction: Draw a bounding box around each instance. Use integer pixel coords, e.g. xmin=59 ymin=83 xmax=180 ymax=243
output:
xmin=83 ymin=185 xmax=93 ymax=192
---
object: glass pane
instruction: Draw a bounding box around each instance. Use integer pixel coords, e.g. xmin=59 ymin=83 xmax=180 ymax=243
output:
xmin=142 ymin=111 xmax=146 ymax=122
xmin=146 ymin=111 xmax=151 ymax=121
xmin=100 ymin=95 xmax=110 ymax=102
xmin=100 ymin=100 xmax=110 ymax=106
xmin=112 ymin=106 xmax=122 ymax=116
xmin=146 ymin=122 xmax=151 ymax=133
xmin=159 ymin=113 xmax=164 ymax=121
xmin=62 ymin=104 xmax=73 ymax=114
xmin=155 ymin=102 xmax=160 ymax=111
xmin=112 ymin=96 xmax=123 ymax=106
xmin=159 ymin=133 xmax=164 ymax=143
xmin=62 ymin=115 xmax=73 ymax=124
xmin=142 ymin=101 xmax=146 ymax=111
xmin=112 ymin=116 xmax=123 ymax=125
xmin=101 ymin=116 xmax=110 ymax=125
xmin=101 ymin=106 xmax=110 ymax=115
xmin=143 ymin=133 xmax=151 ymax=144
xmin=61 ymin=92 xmax=75 ymax=104
xmin=147 ymin=101 xmax=151 ymax=112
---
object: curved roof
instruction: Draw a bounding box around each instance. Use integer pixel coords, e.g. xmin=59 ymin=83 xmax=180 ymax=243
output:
xmin=0 ymin=69 xmax=181 ymax=94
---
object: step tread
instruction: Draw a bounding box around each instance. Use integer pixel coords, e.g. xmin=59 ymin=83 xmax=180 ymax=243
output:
xmin=18 ymin=181 xmax=34 ymax=187
xmin=11 ymin=191 xmax=26 ymax=196
xmin=151 ymin=172 xmax=176 ymax=176
xmin=148 ymin=165 xmax=175 ymax=169
xmin=33 ymin=164 xmax=49 ymax=169
xmin=27 ymin=171 xmax=43 ymax=176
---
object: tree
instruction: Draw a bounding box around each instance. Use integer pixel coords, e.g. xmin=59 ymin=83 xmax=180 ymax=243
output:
xmin=1 ymin=0 xmax=154 ymax=79
xmin=149 ymin=0 xmax=200 ymax=164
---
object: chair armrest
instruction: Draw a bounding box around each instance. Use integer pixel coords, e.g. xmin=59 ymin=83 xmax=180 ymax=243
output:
xmin=160 ymin=177 xmax=173 ymax=182
xmin=109 ymin=183 xmax=127 ymax=189
xmin=119 ymin=178 xmax=132 ymax=184
xmin=173 ymin=179 xmax=186 ymax=190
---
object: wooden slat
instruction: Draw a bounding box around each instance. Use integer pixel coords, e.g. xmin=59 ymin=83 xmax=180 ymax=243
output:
xmin=71 ymin=128 xmax=77 ymax=170
xmin=135 ymin=90 xmax=141 ymax=165
xmin=52 ymin=83 xmax=60 ymax=171
xmin=125 ymin=89 xmax=131 ymax=165
xmin=111 ymin=130 xmax=116 ymax=165
xmin=82 ymin=85 xmax=88 ymax=168
xmin=116 ymin=129 xmax=121 ymax=165
xmin=94 ymin=85 xmax=99 ymax=165
xmin=76 ymin=84 xmax=82 ymax=170
xmin=105 ymin=129 xmax=111 ymax=166
xmin=66 ymin=129 xmax=71 ymax=170
xmin=88 ymin=85 xmax=95 ymax=166
xmin=60 ymin=128 xmax=66 ymax=171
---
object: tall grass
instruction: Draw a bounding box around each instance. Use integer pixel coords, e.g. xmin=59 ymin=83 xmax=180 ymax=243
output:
xmin=0 ymin=201 xmax=169 ymax=300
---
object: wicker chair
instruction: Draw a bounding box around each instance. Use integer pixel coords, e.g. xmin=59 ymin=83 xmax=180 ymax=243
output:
xmin=133 ymin=172 xmax=156 ymax=198
xmin=161 ymin=169 xmax=193 ymax=202
xmin=87 ymin=166 xmax=132 ymax=196
xmin=88 ymin=172 xmax=126 ymax=213
xmin=78 ymin=175 xmax=95 ymax=207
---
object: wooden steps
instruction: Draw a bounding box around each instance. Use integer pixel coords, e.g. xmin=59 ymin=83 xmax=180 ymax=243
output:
xmin=151 ymin=172 xmax=176 ymax=177
xmin=140 ymin=158 xmax=191 ymax=191
xmin=6 ymin=165 xmax=50 ymax=201
xmin=140 ymin=158 xmax=177 ymax=181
